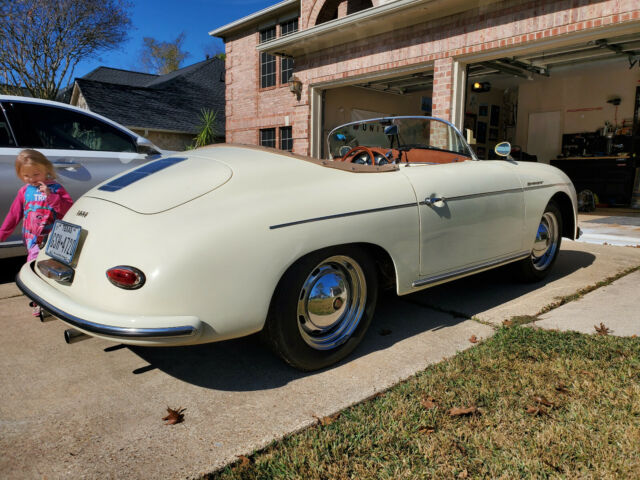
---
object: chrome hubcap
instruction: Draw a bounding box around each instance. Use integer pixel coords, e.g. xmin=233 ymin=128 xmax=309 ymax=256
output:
xmin=297 ymin=255 xmax=367 ymax=350
xmin=531 ymin=211 xmax=559 ymax=271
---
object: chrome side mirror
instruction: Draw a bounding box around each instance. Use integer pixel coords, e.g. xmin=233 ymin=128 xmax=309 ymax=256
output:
xmin=136 ymin=136 xmax=160 ymax=155
xmin=494 ymin=142 xmax=512 ymax=157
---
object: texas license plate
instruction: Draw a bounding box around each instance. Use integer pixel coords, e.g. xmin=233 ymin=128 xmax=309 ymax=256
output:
xmin=46 ymin=220 xmax=82 ymax=265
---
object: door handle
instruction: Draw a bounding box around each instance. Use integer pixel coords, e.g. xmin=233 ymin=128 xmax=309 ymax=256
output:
xmin=424 ymin=196 xmax=446 ymax=207
xmin=53 ymin=161 xmax=81 ymax=170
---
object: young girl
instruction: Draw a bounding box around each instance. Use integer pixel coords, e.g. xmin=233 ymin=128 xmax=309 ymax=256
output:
xmin=0 ymin=148 xmax=73 ymax=265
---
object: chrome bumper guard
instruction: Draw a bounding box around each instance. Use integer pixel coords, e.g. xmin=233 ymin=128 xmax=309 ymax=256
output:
xmin=16 ymin=262 xmax=196 ymax=339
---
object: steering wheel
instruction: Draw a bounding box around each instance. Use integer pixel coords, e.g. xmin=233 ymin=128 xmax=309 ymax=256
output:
xmin=340 ymin=146 xmax=376 ymax=165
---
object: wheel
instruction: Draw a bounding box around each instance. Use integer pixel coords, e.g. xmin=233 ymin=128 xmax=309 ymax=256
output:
xmin=517 ymin=200 xmax=562 ymax=282
xmin=262 ymin=246 xmax=378 ymax=371
xmin=340 ymin=146 xmax=375 ymax=164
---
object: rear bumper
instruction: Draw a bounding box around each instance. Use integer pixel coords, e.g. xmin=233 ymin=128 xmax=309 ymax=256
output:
xmin=16 ymin=261 xmax=202 ymax=345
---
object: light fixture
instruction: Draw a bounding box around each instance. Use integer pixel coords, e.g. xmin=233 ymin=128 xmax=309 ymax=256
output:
xmin=471 ymin=81 xmax=491 ymax=93
xmin=289 ymin=75 xmax=302 ymax=100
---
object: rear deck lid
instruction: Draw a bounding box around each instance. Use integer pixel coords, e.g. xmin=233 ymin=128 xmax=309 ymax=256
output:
xmin=86 ymin=155 xmax=232 ymax=214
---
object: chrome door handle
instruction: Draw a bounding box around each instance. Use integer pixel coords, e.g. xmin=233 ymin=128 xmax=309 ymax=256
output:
xmin=424 ymin=196 xmax=446 ymax=206
xmin=53 ymin=161 xmax=81 ymax=171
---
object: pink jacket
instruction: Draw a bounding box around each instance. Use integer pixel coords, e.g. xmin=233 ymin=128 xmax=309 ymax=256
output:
xmin=0 ymin=183 xmax=73 ymax=248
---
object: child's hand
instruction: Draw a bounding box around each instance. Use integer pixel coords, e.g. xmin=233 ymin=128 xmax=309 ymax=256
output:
xmin=37 ymin=182 xmax=50 ymax=196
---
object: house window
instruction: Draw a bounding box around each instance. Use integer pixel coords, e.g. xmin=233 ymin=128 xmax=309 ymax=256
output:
xmin=281 ymin=18 xmax=298 ymax=36
xmin=280 ymin=19 xmax=298 ymax=84
xmin=260 ymin=27 xmax=277 ymax=88
xmin=260 ymin=128 xmax=276 ymax=148
xmin=280 ymin=126 xmax=293 ymax=151
xmin=281 ymin=57 xmax=294 ymax=84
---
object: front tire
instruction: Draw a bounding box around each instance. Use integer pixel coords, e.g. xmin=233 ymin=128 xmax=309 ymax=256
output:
xmin=517 ymin=200 xmax=562 ymax=282
xmin=262 ymin=246 xmax=378 ymax=371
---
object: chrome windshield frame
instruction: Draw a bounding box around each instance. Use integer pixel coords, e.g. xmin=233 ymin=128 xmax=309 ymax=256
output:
xmin=326 ymin=115 xmax=478 ymax=162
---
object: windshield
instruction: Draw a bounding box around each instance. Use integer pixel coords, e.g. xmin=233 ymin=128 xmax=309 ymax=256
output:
xmin=327 ymin=116 xmax=474 ymax=161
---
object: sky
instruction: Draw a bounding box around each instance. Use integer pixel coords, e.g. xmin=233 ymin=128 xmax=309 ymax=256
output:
xmin=74 ymin=0 xmax=280 ymax=78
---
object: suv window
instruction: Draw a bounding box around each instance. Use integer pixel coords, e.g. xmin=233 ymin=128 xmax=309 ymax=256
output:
xmin=2 ymin=101 xmax=136 ymax=152
xmin=0 ymin=119 xmax=14 ymax=147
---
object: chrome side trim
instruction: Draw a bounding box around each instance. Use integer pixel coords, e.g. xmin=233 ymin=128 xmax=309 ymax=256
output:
xmin=270 ymin=202 xmax=416 ymax=229
xmin=524 ymin=182 xmax=566 ymax=192
xmin=430 ymin=187 xmax=522 ymax=203
xmin=16 ymin=265 xmax=196 ymax=339
xmin=412 ymin=250 xmax=530 ymax=288
xmin=430 ymin=183 xmax=566 ymax=204
xmin=270 ymin=183 xmax=570 ymax=229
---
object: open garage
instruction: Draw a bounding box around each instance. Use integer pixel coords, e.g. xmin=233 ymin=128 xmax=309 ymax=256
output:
xmin=461 ymin=31 xmax=640 ymax=207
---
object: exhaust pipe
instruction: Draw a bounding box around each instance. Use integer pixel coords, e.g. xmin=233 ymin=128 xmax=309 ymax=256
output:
xmin=64 ymin=328 xmax=90 ymax=344
xmin=39 ymin=308 xmax=55 ymax=322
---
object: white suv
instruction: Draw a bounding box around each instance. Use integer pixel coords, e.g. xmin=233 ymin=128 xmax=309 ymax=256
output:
xmin=0 ymin=95 xmax=162 ymax=258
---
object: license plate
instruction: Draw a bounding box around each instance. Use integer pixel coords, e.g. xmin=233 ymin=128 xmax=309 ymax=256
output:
xmin=46 ymin=220 xmax=82 ymax=265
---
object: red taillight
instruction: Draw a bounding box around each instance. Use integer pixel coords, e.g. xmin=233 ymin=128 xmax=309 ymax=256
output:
xmin=106 ymin=266 xmax=145 ymax=290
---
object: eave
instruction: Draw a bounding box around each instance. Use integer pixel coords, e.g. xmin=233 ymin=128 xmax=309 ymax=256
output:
xmin=210 ymin=0 xmax=299 ymax=39
xmin=257 ymin=0 xmax=503 ymax=57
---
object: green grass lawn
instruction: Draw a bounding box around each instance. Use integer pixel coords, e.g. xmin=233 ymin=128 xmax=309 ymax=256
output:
xmin=206 ymin=326 xmax=640 ymax=479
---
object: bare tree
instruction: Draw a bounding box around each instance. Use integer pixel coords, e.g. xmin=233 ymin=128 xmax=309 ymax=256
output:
xmin=140 ymin=33 xmax=190 ymax=75
xmin=0 ymin=0 xmax=131 ymax=100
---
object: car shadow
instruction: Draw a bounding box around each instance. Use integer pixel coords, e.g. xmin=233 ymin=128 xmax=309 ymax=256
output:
xmin=407 ymin=248 xmax=596 ymax=317
xmin=126 ymin=291 xmax=464 ymax=392
xmin=126 ymin=247 xmax=595 ymax=391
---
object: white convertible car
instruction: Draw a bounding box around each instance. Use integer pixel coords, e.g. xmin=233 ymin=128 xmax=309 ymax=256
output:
xmin=17 ymin=116 xmax=579 ymax=371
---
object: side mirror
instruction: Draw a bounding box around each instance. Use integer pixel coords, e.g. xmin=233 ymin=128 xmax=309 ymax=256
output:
xmin=136 ymin=136 xmax=160 ymax=155
xmin=494 ymin=142 xmax=512 ymax=157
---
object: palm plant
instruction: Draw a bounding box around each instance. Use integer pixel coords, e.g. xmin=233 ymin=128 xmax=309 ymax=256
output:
xmin=192 ymin=108 xmax=217 ymax=148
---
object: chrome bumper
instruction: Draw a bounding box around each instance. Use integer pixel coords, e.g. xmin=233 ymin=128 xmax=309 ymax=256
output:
xmin=16 ymin=262 xmax=198 ymax=340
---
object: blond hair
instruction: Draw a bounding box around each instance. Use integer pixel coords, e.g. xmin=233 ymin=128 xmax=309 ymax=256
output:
xmin=15 ymin=149 xmax=56 ymax=180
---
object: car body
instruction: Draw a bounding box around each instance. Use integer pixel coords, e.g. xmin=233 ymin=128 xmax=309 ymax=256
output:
xmin=0 ymin=95 xmax=163 ymax=258
xmin=17 ymin=116 xmax=578 ymax=371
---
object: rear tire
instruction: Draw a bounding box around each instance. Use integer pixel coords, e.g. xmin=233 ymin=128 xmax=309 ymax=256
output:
xmin=517 ymin=200 xmax=562 ymax=282
xmin=262 ymin=246 xmax=378 ymax=371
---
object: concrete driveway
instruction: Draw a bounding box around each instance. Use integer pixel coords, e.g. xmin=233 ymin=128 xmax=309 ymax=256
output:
xmin=1 ymin=240 xmax=640 ymax=479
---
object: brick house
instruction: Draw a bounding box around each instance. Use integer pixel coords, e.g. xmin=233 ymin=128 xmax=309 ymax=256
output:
xmin=212 ymin=0 xmax=639 ymax=194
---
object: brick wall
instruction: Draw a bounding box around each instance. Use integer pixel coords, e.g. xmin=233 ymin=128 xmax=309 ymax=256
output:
xmin=224 ymin=0 xmax=640 ymax=157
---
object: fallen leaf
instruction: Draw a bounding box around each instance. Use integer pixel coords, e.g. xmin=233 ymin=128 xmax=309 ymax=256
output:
xmin=458 ymin=468 xmax=469 ymax=478
xmin=525 ymin=405 xmax=548 ymax=415
xmin=418 ymin=426 xmax=435 ymax=435
xmin=502 ymin=320 xmax=513 ymax=327
xmin=379 ymin=328 xmax=392 ymax=336
xmin=449 ymin=406 xmax=477 ymax=417
xmin=555 ymin=383 xmax=570 ymax=394
xmin=313 ymin=412 xmax=340 ymax=426
xmin=632 ymin=334 xmax=637 ymax=338
xmin=469 ymin=335 xmax=479 ymax=344
xmin=421 ymin=396 xmax=437 ymax=410
xmin=595 ymin=323 xmax=610 ymax=335
xmin=162 ymin=407 xmax=185 ymax=425
xmin=233 ymin=455 xmax=251 ymax=471
xmin=533 ymin=395 xmax=554 ymax=407
xmin=579 ymin=369 xmax=595 ymax=378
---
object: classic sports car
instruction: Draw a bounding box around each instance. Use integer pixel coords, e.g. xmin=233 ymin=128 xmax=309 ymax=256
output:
xmin=17 ymin=116 xmax=579 ymax=371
